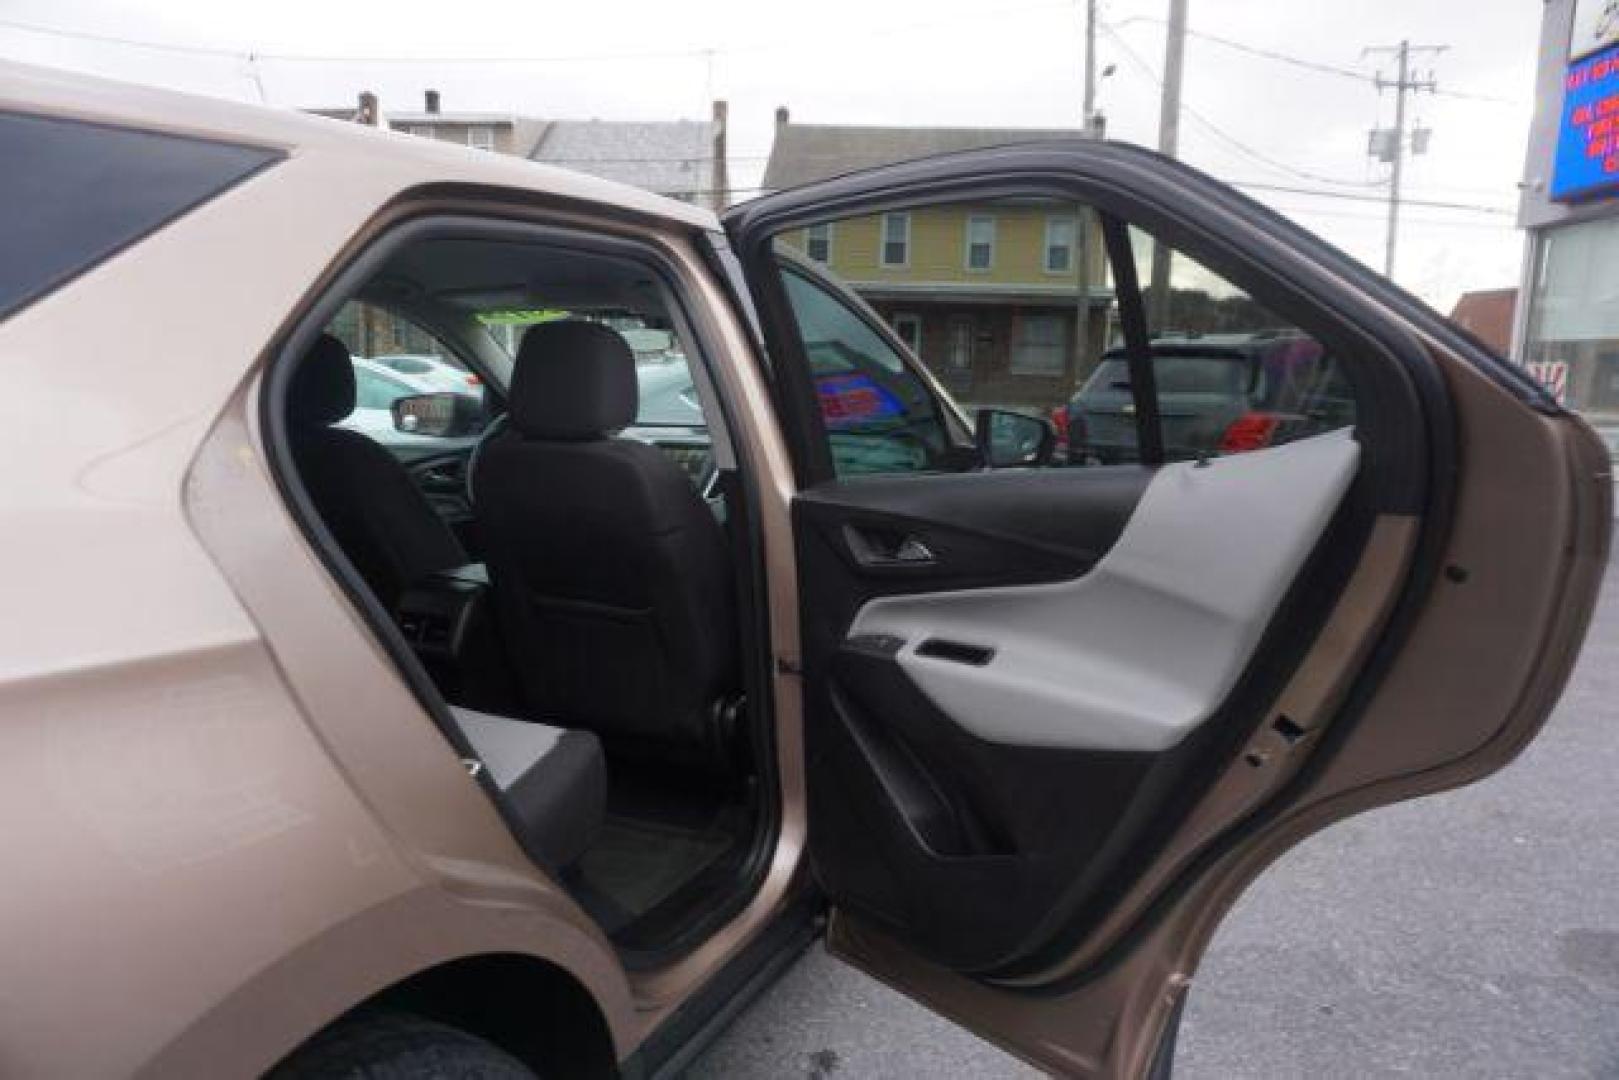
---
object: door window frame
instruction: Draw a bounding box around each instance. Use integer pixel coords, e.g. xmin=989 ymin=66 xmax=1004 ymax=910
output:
xmin=257 ymin=208 xmax=783 ymax=967
xmin=725 ymin=158 xmax=1438 ymax=510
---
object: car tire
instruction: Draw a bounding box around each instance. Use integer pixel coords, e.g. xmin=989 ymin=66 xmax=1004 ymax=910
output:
xmin=269 ymin=1011 xmax=537 ymax=1079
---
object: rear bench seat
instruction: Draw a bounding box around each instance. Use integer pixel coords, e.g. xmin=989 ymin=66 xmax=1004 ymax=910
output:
xmin=448 ymin=706 xmax=606 ymax=868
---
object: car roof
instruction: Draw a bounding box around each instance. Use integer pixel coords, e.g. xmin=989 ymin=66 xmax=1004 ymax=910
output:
xmin=0 ymin=60 xmax=717 ymax=232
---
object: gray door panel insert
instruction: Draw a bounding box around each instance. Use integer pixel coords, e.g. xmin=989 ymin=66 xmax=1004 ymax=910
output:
xmin=846 ymin=429 xmax=1359 ymax=752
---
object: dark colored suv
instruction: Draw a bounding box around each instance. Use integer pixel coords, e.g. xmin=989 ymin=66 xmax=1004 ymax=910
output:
xmin=1066 ymin=332 xmax=1356 ymax=463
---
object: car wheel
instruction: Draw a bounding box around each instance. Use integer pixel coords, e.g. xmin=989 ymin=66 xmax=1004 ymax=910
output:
xmin=269 ymin=1011 xmax=537 ymax=1079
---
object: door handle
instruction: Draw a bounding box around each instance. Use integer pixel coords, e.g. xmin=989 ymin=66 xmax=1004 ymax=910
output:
xmin=843 ymin=524 xmax=937 ymax=568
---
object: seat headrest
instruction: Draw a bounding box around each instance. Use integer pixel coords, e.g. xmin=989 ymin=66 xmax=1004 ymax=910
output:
xmin=509 ymin=321 xmax=637 ymax=440
xmin=288 ymin=333 xmax=355 ymax=427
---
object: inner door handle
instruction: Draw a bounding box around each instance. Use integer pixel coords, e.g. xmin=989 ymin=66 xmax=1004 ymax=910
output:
xmin=843 ymin=524 xmax=937 ymax=568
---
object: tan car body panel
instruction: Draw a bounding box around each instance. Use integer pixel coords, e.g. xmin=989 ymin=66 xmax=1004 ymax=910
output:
xmin=0 ymin=63 xmax=806 ymax=1076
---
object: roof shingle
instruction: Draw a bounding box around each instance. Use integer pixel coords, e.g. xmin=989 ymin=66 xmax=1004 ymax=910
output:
xmin=763 ymin=122 xmax=1085 ymax=191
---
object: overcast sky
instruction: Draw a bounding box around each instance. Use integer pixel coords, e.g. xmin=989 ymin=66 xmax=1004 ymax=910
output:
xmin=0 ymin=0 xmax=1540 ymax=310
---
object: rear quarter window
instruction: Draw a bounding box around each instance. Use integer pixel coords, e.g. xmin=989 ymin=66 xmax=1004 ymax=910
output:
xmin=0 ymin=112 xmax=280 ymax=320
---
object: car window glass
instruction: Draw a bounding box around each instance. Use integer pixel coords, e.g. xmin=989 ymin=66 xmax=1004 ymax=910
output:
xmin=775 ymin=262 xmax=954 ymax=477
xmin=324 ymin=301 xmax=484 ymax=447
xmin=1098 ymin=224 xmax=1359 ymax=463
xmin=769 ymin=196 xmax=1358 ymax=475
xmin=353 ymin=365 xmax=410 ymax=410
xmin=0 ymin=112 xmax=278 ymax=320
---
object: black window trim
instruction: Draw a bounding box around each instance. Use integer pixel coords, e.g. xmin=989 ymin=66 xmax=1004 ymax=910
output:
xmin=1100 ymin=214 xmax=1166 ymax=465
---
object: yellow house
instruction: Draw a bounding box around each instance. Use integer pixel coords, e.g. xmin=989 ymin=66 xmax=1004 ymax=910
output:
xmin=764 ymin=115 xmax=1114 ymax=408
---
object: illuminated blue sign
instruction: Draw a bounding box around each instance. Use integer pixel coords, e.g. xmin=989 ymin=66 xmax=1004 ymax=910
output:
xmin=1553 ymin=43 xmax=1619 ymax=200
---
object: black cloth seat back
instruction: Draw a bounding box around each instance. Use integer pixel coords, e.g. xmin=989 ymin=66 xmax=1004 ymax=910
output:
xmin=287 ymin=334 xmax=467 ymax=608
xmin=474 ymin=320 xmax=735 ymax=750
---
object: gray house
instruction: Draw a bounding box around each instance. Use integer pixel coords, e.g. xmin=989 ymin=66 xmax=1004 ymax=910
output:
xmin=311 ymin=92 xmax=729 ymax=209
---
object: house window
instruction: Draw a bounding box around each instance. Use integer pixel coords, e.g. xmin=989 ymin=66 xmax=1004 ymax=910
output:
xmin=397 ymin=124 xmax=431 ymax=138
xmin=1045 ymin=217 xmax=1077 ymax=273
xmin=947 ymin=316 xmax=975 ymax=370
xmin=965 ymin=214 xmax=996 ymax=271
xmin=806 ymin=222 xmax=833 ymax=263
xmin=893 ymin=313 xmax=922 ymax=353
xmin=881 ymin=213 xmax=911 ymax=267
xmin=1010 ymin=314 xmax=1067 ymax=375
xmin=466 ymin=126 xmax=495 ymax=152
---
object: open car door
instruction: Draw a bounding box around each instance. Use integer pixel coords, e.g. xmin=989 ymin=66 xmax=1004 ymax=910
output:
xmin=720 ymin=141 xmax=1611 ymax=1076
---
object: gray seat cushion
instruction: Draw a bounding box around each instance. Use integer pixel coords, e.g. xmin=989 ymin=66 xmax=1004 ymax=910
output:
xmin=449 ymin=706 xmax=606 ymax=868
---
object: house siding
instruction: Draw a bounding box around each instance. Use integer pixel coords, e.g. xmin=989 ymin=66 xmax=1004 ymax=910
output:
xmin=781 ymin=202 xmax=1112 ymax=409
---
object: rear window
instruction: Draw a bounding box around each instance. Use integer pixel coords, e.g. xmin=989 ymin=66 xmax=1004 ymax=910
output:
xmin=1087 ymin=354 xmax=1255 ymax=395
xmin=0 ymin=112 xmax=280 ymax=320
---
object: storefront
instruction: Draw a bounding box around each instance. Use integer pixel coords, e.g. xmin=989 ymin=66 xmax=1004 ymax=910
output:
xmin=1518 ymin=0 xmax=1619 ymax=461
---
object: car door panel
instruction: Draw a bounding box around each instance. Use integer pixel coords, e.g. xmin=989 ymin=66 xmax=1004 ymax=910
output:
xmin=851 ymin=429 xmax=1359 ymax=754
xmin=721 ymin=141 xmax=1609 ymax=1074
xmin=796 ymin=431 xmax=1360 ymax=973
xmin=819 ymin=366 xmax=1608 ymax=1080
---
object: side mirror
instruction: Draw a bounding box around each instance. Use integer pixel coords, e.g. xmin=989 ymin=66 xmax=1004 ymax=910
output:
xmin=976 ymin=408 xmax=1056 ymax=469
xmin=392 ymin=392 xmax=485 ymax=438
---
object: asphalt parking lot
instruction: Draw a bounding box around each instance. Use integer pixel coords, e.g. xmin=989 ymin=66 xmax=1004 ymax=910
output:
xmin=691 ymin=554 xmax=1619 ymax=1079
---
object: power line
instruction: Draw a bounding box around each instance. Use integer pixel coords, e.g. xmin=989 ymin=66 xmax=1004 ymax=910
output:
xmin=1264 ymin=203 xmax=1514 ymax=229
xmin=1101 ymin=22 xmax=1385 ymax=189
xmin=0 ymin=3 xmax=1078 ymax=66
xmin=1228 ymin=178 xmax=1511 ymax=215
xmin=1111 ymin=15 xmax=1519 ymax=105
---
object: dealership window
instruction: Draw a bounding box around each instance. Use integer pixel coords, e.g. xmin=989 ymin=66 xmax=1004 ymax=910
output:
xmin=465 ymin=126 xmax=495 ymax=151
xmin=965 ymin=214 xmax=996 ymax=271
xmin=1524 ymin=217 xmax=1619 ymax=450
xmin=881 ymin=213 xmax=911 ymax=267
xmin=1010 ymin=313 xmax=1067 ymax=375
xmin=1045 ymin=217 xmax=1077 ymax=273
xmin=893 ymin=313 xmax=922 ymax=352
xmin=805 ymin=222 xmax=833 ymax=263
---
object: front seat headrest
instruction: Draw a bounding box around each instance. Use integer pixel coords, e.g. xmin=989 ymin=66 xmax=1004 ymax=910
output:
xmin=508 ymin=320 xmax=637 ymax=440
xmin=288 ymin=333 xmax=356 ymax=427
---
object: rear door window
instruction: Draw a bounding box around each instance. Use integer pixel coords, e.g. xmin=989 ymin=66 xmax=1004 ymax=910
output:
xmin=0 ymin=112 xmax=278 ymax=320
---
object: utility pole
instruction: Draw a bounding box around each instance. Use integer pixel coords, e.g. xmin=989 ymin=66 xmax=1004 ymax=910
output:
xmin=1147 ymin=0 xmax=1189 ymax=329
xmin=1157 ymin=0 xmax=1187 ymax=160
xmin=1073 ymin=0 xmax=1099 ymax=392
xmin=1083 ymin=0 xmax=1099 ymax=128
xmin=1365 ymin=41 xmax=1442 ymax=279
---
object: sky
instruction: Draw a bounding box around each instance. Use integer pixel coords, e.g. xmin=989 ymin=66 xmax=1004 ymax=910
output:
xmin=0 ymin=0 xmax=1542 ymax=311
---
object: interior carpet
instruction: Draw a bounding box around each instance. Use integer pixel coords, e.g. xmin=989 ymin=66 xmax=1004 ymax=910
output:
xmin=576 ymin=815 xmax=733 ymax=934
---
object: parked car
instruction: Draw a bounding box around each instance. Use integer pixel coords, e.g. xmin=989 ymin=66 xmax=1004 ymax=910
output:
xmin=338 ymin=356 xmax=483 ymax=454
xmin=1066 ymin=332 xmax=1351 ymax=464
xmin=368 ymin=352 xmax=485 ymax=395
xmin=1 ymin=63 xmax=1608 ymax=1080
